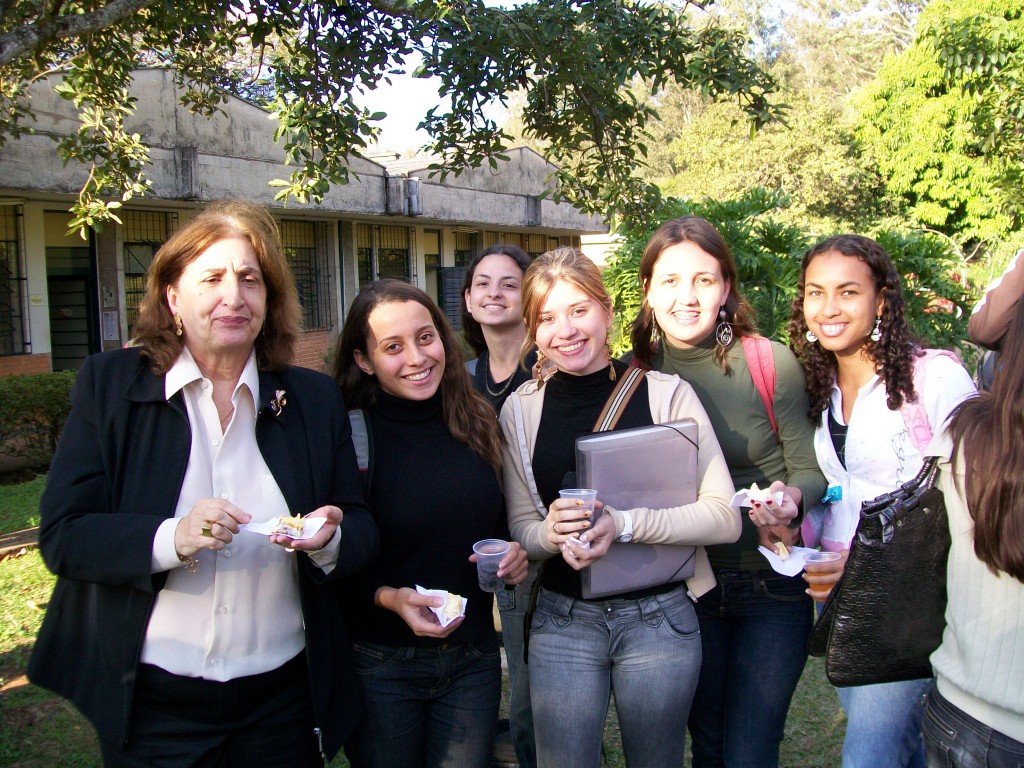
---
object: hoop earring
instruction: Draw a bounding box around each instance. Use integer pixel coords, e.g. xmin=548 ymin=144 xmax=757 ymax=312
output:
xmin=715 ymin=308 xmax=733 ymax=347
xmin=870 ymin=317 xmax=881 ymax=342
xmin=805 ymin=330 xmax=818 ymax=344
xmin=174 ymin=312 xmax=183 ymax=337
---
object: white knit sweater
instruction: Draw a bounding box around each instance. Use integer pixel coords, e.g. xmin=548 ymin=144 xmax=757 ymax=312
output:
xmin=929 ymin=429 xmax=1024 ymax=743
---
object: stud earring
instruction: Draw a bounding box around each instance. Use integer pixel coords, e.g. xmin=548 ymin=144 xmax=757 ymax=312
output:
xmin=870 ymin=317 xmax=881 ymax=342
xmin=174 ymin=312 xmax=183 ymax=337
xmin=805 ymin=330 xmax=818 ymax=344
xmin=715 ymin=308 xmax=733 ymax=347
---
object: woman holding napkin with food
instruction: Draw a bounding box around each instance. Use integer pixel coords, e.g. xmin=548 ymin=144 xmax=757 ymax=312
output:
xmin=28 ymin=201 xmax=379 ymax=767
xmin=332 ymin=279 xmax=528 ymax=768
xmin=502 ymin=247 xmax=738 ymax=768
xmin=629 ymin=216 xmax=826 ymax=768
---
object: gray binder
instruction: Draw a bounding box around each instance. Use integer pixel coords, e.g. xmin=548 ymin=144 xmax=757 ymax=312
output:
xmin=576 ymin=419 xmax=699 ymax=599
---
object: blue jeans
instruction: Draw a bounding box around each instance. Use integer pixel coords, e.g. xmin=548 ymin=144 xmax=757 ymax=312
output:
xmin=527 ymin=584 xmax=701 ymax=768
xmin=838 ymin=677 xmax=932 ymax=768
xmin=924 ymin=687 xmax=1024 ymax=768
xmin=498 ymin=573 xmax=537 ymax=768
xmin=688 ymin=569 xmax=812 ymax=768
xmin=345 ymin=638 xmax=501 ymax=768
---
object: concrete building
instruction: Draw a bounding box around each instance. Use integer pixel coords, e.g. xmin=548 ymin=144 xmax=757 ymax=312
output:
xmin=0 ymin=68 xmax=605 ymax=376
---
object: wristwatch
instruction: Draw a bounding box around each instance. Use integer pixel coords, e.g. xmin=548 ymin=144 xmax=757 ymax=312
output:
xmin=617 ymin=510 xmax=634 ymax=543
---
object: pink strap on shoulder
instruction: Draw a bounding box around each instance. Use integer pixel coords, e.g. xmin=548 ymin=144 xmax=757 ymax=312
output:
xmin=900 ymin=349 xmax=961 ymax=453
xmin=742 ymin=335 xmax=778 ymax=437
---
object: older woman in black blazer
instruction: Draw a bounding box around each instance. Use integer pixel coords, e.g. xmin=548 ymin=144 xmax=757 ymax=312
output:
xmin=28 ymin=201 xmax=378 ymax=767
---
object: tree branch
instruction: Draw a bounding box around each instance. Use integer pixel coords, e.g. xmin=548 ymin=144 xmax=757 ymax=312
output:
xmin=0 ymin=0 xmax=157 ymax=67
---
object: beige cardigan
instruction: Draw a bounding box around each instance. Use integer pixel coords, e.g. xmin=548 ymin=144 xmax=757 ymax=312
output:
xmin=499 ymin=369 xmax=739 ymax=599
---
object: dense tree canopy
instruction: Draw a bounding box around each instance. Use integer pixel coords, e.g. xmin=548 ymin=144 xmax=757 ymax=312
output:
xmin=636 ymin=0 xmax=924 ymax=235
xmin=0 ymin=0 xmax=781 ymax=231
xmin=855 ymin=0 xmax=1022 ymax=249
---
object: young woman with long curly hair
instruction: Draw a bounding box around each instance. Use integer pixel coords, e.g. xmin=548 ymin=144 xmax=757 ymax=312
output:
xmin=789 ymin=234 xmax=976 ymax=768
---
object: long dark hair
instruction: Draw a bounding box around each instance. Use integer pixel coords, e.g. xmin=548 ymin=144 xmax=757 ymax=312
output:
xmin=949 ymin=298 xmax=1024 ymax=582
xmin=631 ymin=216 xmax=757 ymax=373
xmin=133 ymin=200 xmax=300 ymax=373
xmin=459 ymin=244 xmax=532 ymax=357
xmin=332 ymin=279 xmax=503 ymax=475
xmin=790 ymin=234 xmax=919 ymax=416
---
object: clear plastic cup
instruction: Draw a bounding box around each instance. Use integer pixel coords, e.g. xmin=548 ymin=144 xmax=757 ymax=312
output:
xmin=472 ymin=539 xmax=510 ymax=592
xmin=804 ymin=550 xmax=843 ymax=600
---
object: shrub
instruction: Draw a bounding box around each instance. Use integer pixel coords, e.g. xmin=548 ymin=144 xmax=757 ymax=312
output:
xmin=0 ymin=371 xmax=76 ymax=469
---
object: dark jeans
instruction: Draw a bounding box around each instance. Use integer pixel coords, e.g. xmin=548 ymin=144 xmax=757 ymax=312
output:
xmin=345 ymin=638 xmax=502 ymax=768
xmin=100 ymin=653 xmax=321 ymax=768
xmin=688 ymin=569 xmax=812 ymax=768
xmin=924 ymin=688 xmax=1024 ymax=768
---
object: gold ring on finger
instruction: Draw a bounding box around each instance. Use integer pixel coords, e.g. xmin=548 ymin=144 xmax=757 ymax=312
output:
xmin=201 ymin=523 xmax=213 ymax=537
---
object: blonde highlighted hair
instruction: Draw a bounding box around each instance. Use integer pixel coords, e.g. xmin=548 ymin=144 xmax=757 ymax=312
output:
xmin=520 ymin=247 xmax=612 ymax=371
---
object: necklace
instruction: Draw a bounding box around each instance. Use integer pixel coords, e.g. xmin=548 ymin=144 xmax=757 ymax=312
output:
xmin=219 ymin=406 xmax=234 ymax=430
xmin=482 ymin=351 xmax=516 ymax=398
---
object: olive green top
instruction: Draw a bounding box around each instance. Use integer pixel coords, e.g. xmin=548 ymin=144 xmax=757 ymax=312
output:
xmin=655 ymin=335 xmax=826 ymax=571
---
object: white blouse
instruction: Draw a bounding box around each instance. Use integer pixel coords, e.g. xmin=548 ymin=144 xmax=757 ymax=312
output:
xmin=813 ymin=353 xmax=976 ymax=551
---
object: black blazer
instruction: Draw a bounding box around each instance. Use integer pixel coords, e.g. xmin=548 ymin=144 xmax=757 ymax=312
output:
xmin=27 ymin=348 xmax=379 ymax=760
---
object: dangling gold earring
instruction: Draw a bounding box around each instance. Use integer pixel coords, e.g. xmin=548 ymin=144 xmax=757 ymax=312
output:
xmin=607 ymin=338 xmax=617 ymax=381
xmin=174 ymin=312 xmax=183 ymax=337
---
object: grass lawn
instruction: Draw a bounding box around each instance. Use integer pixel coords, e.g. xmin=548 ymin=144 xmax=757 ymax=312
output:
xmin=0 ymin=475 xmax=845 ymax=766
xmin=0 ymin=473 xmax=45 ymax=533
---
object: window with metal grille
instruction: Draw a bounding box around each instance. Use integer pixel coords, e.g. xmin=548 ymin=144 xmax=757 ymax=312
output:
xmin=0 ymin=205 xmax=26 ymax=356
xmin=528 ymin=234 xmax=547 ymax=257
xmin=356 ymin=223 xmax=412 ymax=286
xmin=453 ymin=231 xmax=478 ymax=267
xmin=280 ymin=219 xmax=330 ymax=331
xmin=123 ymin=210 xmax=178 ymax=332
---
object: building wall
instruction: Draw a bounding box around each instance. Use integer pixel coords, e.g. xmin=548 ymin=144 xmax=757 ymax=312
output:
xmin=0 ymin=69 xmax=606 ymax=377
xmin=0 ymin=353 xmax=50 ymax=376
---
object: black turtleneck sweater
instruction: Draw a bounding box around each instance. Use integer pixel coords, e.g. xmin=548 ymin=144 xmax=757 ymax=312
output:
xmin=532 ymin=360 xmax=654 ymax=598
xmin=345 ymin=390 xmax=506 ymax=648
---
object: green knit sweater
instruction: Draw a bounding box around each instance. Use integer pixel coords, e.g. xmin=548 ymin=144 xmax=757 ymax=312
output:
xmin=655 ymin=336 xmax=826 ymax=571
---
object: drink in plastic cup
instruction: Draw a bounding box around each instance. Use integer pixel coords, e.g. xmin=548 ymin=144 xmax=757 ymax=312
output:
xmin=473 ymin=539 xmax=511 ymax=592
xmin=559 ymin=488 xmax=599 ymax=520
xmin=804 ymin=550 xmax=843 ymax=600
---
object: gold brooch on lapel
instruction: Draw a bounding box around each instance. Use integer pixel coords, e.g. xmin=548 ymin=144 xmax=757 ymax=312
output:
xmin=270 ymin=389 xmax=287 ymax=417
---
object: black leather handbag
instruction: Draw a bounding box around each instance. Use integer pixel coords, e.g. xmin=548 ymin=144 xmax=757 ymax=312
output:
xmin=808 ymin=456 xmax=950 ymax=686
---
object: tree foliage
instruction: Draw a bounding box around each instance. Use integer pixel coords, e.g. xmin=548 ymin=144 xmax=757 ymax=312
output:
xmin=855 ymin=0 xmax=1022 ymax=249
xmin=0 ymin=0 xmax=781 ymax=231
xmin=603 ymin=188 xmax=973 ymax=358
xmin=923 ymin=0 xmax=1024 ymax=217
xmin=646 ymin=95 xmax=882 ymax=233
xmin=635 ymin=0 xmax=922 ymax=235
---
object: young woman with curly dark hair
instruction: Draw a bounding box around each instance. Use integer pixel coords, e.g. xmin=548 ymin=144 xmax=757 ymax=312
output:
xmin=789 ymin=234 xmax=976 ymax=768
